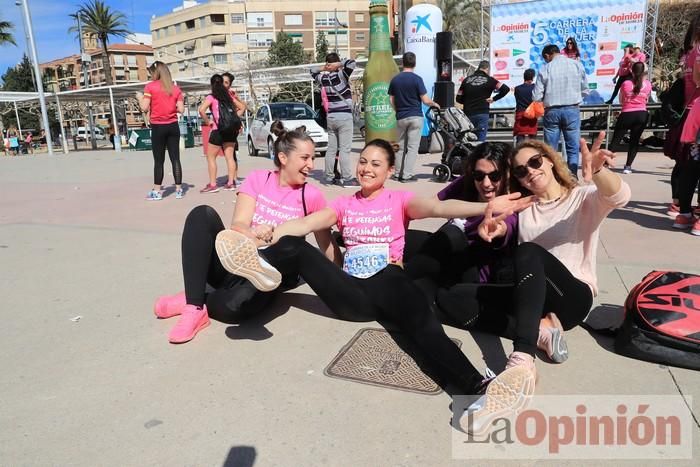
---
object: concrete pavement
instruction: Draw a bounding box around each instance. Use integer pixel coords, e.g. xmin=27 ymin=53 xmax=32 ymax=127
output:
xmin=0 ymin=142 xmax=698 ymax=466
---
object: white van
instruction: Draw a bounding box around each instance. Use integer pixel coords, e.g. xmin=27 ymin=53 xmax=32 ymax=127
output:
xmin=75 ymin=127 xmax=106 ymax=141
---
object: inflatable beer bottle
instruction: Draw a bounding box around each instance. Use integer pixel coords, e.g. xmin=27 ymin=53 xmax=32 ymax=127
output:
xmin=363 ymin=0 xmax=399 ymax=143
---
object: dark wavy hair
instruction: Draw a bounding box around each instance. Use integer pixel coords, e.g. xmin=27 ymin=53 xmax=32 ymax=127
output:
xmin=630 ymin=61 xmax=646 ymax=95
xmin=363 ymin=139 xmax=396 ymax=166
xmin=461 ymin=142 xmax=513 ymax=201
xmin=565 ymin=37 xmax=580 ymax=58
xmin=209 ymin=74 xmax=232 ymax=106
xmin=269 ymin=120 xmax=315 ymax=168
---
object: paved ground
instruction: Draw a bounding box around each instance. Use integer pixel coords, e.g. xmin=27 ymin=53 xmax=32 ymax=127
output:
xmin=0 ymin=140 xmax=698 ymax=466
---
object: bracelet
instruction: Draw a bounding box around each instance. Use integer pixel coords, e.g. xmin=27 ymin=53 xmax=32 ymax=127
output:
xmin=593 ymin=167 xmax=603 ymax=175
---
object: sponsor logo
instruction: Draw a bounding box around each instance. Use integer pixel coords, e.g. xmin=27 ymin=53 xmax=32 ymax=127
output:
xmin=513 ymin=49 xmax=526 ymax=56
xmin=493 ymin=22 xmax=529 ymax=33
xmin=494 ymin=49 xmax=511 ymax=58
xmin=493 ymin=73 xmax=509 ymax=81
xmin=596 ymin=68 xmax=616 ymax=76
xmin=495 ymin=60 xmax=508 ymax=71
xmin=598 ymin=42 xmax=618 ymax=52
xmin=600 ymin=54 xmax=615 ymax=65
xmin=515 ymin=58 xmax=525 ymax=67
xmin=601 ymin=12 xmax=644 ymax=23
xmin=410 ymin=14 xmax=432 ymax=33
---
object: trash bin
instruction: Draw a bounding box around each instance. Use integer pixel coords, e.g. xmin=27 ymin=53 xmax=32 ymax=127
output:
xmin=128 ymin=129 xmax=152 ymax=150
xmin=185 ymin=125 xmax=194 ymax=148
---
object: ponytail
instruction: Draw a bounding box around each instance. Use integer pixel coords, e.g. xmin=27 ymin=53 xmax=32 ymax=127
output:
xmin=269 ymin=120 xmax=314 ymax=167
xmin=631 ymin=62 xmax=645 ymax=95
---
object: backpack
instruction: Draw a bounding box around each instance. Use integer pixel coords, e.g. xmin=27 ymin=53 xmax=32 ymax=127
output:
xmin=614 ymin=271 xmax=700 ymax=370
xmin=660 ymin=78 xmax=686 ymax=128
xmin=215 ymin=96 xmax=241 ymax=134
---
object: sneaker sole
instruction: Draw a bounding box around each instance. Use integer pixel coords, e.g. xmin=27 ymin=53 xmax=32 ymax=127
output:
xmin=462 ymin=365 xmax=535 ymax=437
xmin=168 ymin=315 xmax=210 ymax=344
xmin=153 ymin=298 xmax=182 ymax=320
xmin=215 ymin=230 xmax=282 ymax=292
xmin=691 ymin=229 xmax=700 ymax=236
xmin=672 ymin=223 xmax=693 ymax=229
xmin=200 ymin=189 xmax=220 ymax=194
xmin=548 ymin=328 xmax=569 ymax=363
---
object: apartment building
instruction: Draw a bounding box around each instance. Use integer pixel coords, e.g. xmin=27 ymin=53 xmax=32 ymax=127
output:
xmin=150 ymin=0 xmax=371 ymax=78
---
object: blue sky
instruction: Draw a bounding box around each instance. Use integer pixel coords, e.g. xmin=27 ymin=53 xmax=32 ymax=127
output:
xmin=1 ymin=0 xmax=176 ymax=80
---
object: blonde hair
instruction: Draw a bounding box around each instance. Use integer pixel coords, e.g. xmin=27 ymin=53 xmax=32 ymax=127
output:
xmin=149 ymin=61 xmax=174 ymax=95
xmin=510 ymin=139 xmax=578 ymax=195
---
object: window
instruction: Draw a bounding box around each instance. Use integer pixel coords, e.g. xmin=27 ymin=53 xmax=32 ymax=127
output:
xmin=288 ymin=33 xmax=303 ymax=44
xmin=156 ymin=29 xmax=161 ymax=39
xmin=178 ymin=62 xmax=187 ymax=71
xmin=162 ymin=27 xmax=168 ymax=37
xmin=211 ymin=36 xmax=227 ymax=46
xmin=355 ymin=13 xmax=365 ymax=23
xmin=232 ymin=33 xmax=247 ymax=44
xmin=174 ymin=23 xmax=181 ymax=33
xmin=232 ymin=53 xmax=247 ymax=63
xmin=285 ymin=14 xmax=303 ymax=26
xmin=210 ymin=14 xmax=225 ymax=25
xmin=248 ymin=32 xmax=274 ymax=48
xmin=113 ymin=55 xmax=124 ymax=66
xmin=327 ymin=30 xmax=348 ymax=46
xmin=231 ymin=14 xmax=244 ymax=24
xmin=214 ymin=54 xmax=228 ymax=64
xmin=247 ymin=12 xmax=273 ymax=28
xmin=199 ymin=17 xmax=206 ymax=28
xmin=202 ymin=59 xmax=209 ymax=68
xmin=249 ymin=51 xmax=268 ymax=64
xmin=355 ymin=32 xmax=365 ymax=41
xmin=127 ymin=55 xmax=137 ymax=66
xmin=315 ymin=11 xmax=347 ymax=27
xmin=185 ymin=19 xmax=195 ymax=30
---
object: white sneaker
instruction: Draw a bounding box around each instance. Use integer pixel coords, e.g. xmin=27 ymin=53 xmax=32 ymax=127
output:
xmin=215 ymin=229 xmax=282 ymax=292
xmin=622 ymin=166 xmax=632 ymax=174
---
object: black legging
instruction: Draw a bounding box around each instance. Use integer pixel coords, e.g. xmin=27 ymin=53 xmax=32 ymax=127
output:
xmin=151 ymin=122 xmax=182 ymax=185
xmin=678 ymin=158 xmax=700 ymax=214
xmin=270 ymin=235 xmax=484 ymax=393
xmin=610 ymin=110 xmax=648 ymax=167
xmin=181 ymin=205 xmax=300 ymax=323
xmin=437 ymin=242 xmax=593 ymax=357
xmin=609 ymin=74 xmax=632 ymax=103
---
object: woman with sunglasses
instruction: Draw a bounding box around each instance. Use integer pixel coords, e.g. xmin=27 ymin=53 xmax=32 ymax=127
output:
xmin=563 ymin=37 xmax=580 ymax=60
xmin=442 ymin=133 xmax=630 ymax=377
xmin=215 ymin=139 xmax=537 ymax=436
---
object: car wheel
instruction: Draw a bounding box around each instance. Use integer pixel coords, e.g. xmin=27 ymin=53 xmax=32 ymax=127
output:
xmin=248 ymin=136 xmax=258 ymax=157
xmin=433 ymin=164 xmax=451 ymax=182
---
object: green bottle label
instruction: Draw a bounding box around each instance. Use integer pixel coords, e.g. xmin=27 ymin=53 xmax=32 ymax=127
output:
xmin=369 ymin=13 xmax=392 ymax=52
xmin=364 ymin=82 xmax=396 ymax=132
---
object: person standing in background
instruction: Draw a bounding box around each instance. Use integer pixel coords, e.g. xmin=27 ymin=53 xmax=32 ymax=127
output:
xmin=609 ymin=62 xmax=652 ymax=174
xmin=513 ymin=68 xmax=538 ymax=144
xmin=311 ymin=53 xmax=358 ymax=187
xmin=532 ymin=44 xmax=589 ymax=175
xmin=563 ymin=37 xmax=581 ymax=60
xmin=388 ymin=52 xmax=440 ymax=182
xmin=456 ymin=60 xmax=510 ymax=142
xmin=137 ymin=61 xmax=185 ymax=201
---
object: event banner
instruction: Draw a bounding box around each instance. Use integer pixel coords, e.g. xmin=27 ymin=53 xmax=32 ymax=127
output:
xmin=489 ymin=0 xmax=647 ymax=107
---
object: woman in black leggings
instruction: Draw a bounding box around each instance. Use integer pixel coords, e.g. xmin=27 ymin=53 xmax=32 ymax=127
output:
xmin=215 ymin=139 xmax=537 ymax=437
xmin=154 ymin=127 xmax=335 ymax=344
xmin=137 ymin=61 xmax=185 ymax=200
xmin=438 ymin=135 xmax=630 ymax=381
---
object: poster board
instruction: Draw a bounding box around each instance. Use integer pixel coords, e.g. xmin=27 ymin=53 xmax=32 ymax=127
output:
xmin=489 ymin=0 xmax=647 ymax=107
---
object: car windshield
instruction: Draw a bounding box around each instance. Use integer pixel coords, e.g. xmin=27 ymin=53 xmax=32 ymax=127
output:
xmin=270 ymin=103 xmax=315 ymax=121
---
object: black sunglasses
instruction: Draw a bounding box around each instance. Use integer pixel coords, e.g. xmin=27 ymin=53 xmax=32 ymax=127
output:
xmin=512 ymin=154 xmax=545 ymax=179
xmin=472 ymin=170 xmax=502 ymax=182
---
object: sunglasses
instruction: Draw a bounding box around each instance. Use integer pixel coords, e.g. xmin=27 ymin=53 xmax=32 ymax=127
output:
xmin=472 ymin=170 xmax=502 ymax=182
xmin=512 ymin=153 xmax=545 ymax=179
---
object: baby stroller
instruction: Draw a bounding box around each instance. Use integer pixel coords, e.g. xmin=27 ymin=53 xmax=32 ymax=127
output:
xmin=425 ymin=106 xmax=479 ymax=182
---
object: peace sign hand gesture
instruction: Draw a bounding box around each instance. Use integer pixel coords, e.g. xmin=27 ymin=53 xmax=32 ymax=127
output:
xmin=580 ymin=131 xmax=616 ymax=182
xmin=478 ymin=206 xmax=509 ymax=243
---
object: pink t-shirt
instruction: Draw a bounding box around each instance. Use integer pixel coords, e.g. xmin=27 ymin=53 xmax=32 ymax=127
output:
xmin=330 ymin=189 xmax=415 ymax=263
xmin=205 ymin=95 xmax=221 ymax=130
xmin=144 ymin=80 xmax=183 ymax=125
xmin=620 ymin=79 xmax=651 ymax=113
xmin=683 ymin=45 xmax=700 ymax=109
xmin=238 ymin=169 xmax=326 ymax=227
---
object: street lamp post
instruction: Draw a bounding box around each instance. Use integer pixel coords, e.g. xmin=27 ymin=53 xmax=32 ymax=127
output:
xmin=77 ymin=13 xmax=97 ymax=150
xmin=17 ymin=0 xmax=54 ymax=155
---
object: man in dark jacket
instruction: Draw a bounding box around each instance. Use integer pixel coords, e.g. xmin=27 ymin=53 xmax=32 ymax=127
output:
xmin=456 ymin=60 xmax=510 ymax=141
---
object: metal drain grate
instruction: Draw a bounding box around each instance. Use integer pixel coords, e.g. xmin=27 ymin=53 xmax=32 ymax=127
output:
xmin=323 ymin=328 xmax=462 ymax=395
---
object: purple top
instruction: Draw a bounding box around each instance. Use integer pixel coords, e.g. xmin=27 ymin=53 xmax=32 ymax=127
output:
xmin=437 ymin=175 xmax=518 ymax=283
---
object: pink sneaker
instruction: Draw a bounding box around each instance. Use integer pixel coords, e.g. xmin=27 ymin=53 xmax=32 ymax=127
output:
xmin=200 ymin=183 xmax=220 ymax=193
xmin=223 ymin=181 xmax=236 ymax=191
xmin=673 ymin=214 xmax=697 ymax=230
xmin=153 ymin=291 xmax=186 ymax=319
xmin=168 ymin=305 xmax=210 ymax=344
xmin=667 ymin=203 xmax=679 ymax=217
xmin=692 ymin=219 xmax=700 ymax=236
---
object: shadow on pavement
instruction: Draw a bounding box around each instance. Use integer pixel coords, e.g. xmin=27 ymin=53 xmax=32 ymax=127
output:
xmin=223 ymin=445 xmax=256 ymax=467
xmin=581 ymin=303 xmax=624 ymax=354
xmin=607 ymin=200 xmax=676 ymax=231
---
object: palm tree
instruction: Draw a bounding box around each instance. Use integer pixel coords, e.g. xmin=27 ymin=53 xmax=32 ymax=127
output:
xmin=0 ymin=19 xmax=16 ymax=47
xmin=72 ymin=0 xmax=131 ymax=86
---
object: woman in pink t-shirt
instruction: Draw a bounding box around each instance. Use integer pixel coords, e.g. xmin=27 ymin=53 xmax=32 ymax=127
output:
xmin=153 ymin=128 xmax=333 ymax=344
xmin=609 ymin=62 xmax=651 ymax=173
xmin=136 ymin=61 xmax=185 ymax=200
xmin=215 ymin=139 xmax=537 ymax=437
xmin=198 ymin=74 xmax=244 ymax=193
xmin=607 ymin=46 xmax=634 ymax=104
